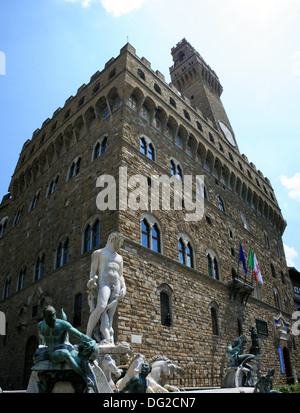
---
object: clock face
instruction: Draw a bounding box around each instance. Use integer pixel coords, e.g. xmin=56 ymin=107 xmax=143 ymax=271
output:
xmin=218 ymin=121 xmax=236 ymax=146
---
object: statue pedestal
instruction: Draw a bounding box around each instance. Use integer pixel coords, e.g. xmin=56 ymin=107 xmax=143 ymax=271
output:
xmin=27 ymin=360 xmax=86 ymax=393
xmin=221 ymin=367 xmax=240 ymax=388
xmin=221 ymin=358 xmax=261 ymax=389
xmin=27 ymin=359 xmax=113 ymax=393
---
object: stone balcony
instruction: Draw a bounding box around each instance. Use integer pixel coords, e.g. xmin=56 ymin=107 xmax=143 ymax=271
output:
xmin=227 ymin=274 xmax=254 ymax=304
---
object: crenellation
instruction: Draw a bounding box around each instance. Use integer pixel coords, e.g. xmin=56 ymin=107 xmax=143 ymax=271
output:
xmin=140 ymin=56 xmax=151 ymax=69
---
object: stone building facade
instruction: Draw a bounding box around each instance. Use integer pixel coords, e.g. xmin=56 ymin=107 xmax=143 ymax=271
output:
xmin=0 ymin=39 xmax=298 ymax=390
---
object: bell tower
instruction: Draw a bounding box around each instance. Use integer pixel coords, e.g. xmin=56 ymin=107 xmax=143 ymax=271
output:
xmin=170 ymin=39 xmax=239 ymax=151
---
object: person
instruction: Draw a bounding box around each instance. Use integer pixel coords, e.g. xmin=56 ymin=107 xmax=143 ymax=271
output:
xmin=119 ymin=363 xmax=152 ymax=393
xmin=86 ymin=232 xmax=126 ymax=345
xmin=37 ymin=305 xmax=98 ymax=391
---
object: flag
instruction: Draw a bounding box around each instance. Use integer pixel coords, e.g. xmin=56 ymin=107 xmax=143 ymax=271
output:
xmin=239 ymin=244 xmax=247 ymax=276
xmin=248 ymin=248 xmax=254 ymax=268
xmin=254 ymin=253 xmax=263 ymax=284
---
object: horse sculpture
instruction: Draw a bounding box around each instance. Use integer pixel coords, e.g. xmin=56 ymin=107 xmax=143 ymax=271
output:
xmin=98 ymin=354 xmax=122 ymax=391
xmin=147 ymin=356 xmax=184 ymax=393
xmin=115 ymin=353 xmax=146 ymax=391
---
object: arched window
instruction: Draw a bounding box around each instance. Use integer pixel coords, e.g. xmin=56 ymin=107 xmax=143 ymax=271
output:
xmin=213 ymin=258 xmax=219 ymax=280
xmin=13 ymin=208 xmax=23 ymax=227
xmin=274 ymin=241 xmax=281 ymax=259
xmin=34 ymin=254 xmax=45 ymax=282
xmin=140 ymin=136 xmax=155 ymax=161
xmin=148 ymin=143 xmax=154 ymax=160
xmin=141 ymin=216 xmax=162 ymax=253
xmin=207 ymin=252 xmax=220 ymax=280
xmin=92 ymin=220 xmax=100 ymax=248
xmin=152 ymin=224 xmax=161 ymax=253
xmin=56 ymin=238 xmax=70 ymax=269
xmin=83 ymin=219 xmax=100 ymax=253
xmin=273 ymin=288 xmax=281 ymax=310
xmin=17 ymin=266 xmax=26 ymax=291
xmin=29 ymin=191 xmax=40 ymax=212
xmin=241 ymin=213 xmax=249 ymax=231
xmin=94 ymin=142 xmax=101 ymax=159
xmin=93 ymin=136 xmax=108 ymax=160
xmin=207 ymin=255 xmax=213 ymax=278
xmin=0 ymin=217 xmax=8 ymax=239
xmin=187 ymin=242 xmax=193 ymax=267
xmin=264 ymin=231 xmax=271 ymax=249
xmin=47 ymin=176 xmax=59 ymax=197
xmin=68 ymin=157 xmax=81 ymax=180
xmin=178 ymin=238 xmax=185 ymax=265
xmin=270 ymin=263 xmax=276 ymax=278
xmin=284 ymin=294 xmax=291 ymax=313
xmin=178 ymin=236 xmax=194 ymax=268
xmin=218 ymin=196 xmax=225 ymax=212
xmin=177 ymin=164 xmax=183 ymax=181
xmin=158 ymin=284 xmax=173 ymax=327
xmin=141 ymin=219 xmax=150 ymax=249
xmin=170 ymin=159 xmax=183 ymax=181
xmin=3 ymin=277 xmax=11 ymax=299
xmin=211 ymin=307 xmax=219 ymax=336
xmin=140 ymin=137 xmax=147 ymax=155
xmin=160 ymin=292 xmax=172 ymax=327
xmin=170 ymin=160 xmax=176 ymax=176
xmin=84 ymin=225 xmax=92 ymax=253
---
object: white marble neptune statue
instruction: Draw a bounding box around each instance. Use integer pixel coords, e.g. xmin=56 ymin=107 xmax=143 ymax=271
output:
xmin=86 ymin=232 xmax=126 ymax=346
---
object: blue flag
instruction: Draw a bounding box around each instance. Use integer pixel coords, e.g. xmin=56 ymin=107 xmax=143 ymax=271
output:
xmin=239 ymin=244 xmax=247 ymax=276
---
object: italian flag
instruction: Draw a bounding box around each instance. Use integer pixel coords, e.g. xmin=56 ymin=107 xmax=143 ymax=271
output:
xmin=248 ymin=248 xmax=263 ymax=284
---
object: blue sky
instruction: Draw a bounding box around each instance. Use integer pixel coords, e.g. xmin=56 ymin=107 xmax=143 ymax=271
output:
xmin=0 ymin=0 xmax=299 ymax=269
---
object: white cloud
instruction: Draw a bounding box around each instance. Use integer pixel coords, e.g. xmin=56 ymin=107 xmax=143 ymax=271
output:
xmin=64 ymin=0 xmax=154 ymax=15
xmin=101 ymin=0 xmax=149 ymax=17
xmin=281 ymin=172 xmax=300 ymax=202
xmin=64 ymin=0 xmax=93 ymax=7
xmin=284 ymin=244 xmax=299 ymax=267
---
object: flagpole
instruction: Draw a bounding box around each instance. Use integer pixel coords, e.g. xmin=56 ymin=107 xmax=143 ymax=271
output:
xmin=250 ymin=248 xmax=254 ymax=285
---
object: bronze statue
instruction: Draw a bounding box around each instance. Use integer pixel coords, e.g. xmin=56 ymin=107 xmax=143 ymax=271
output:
xmin=36 ymin=305 xmax=99 ymax=392
xmin=119 ymin=363 xmax=152 ymax=393
xmin=254 ymin=369 xmax=281 ymax=393
xmin=249 ymin=326 xmax=260 ymax=356
xmin=227 ymin=335 xmax=255 ymax=368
